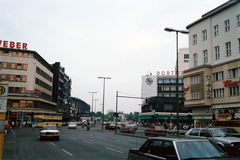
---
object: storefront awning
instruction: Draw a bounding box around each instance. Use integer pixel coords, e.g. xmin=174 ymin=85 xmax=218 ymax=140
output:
xmin=137 ymin=116 xmax=152 ymax=119
xmin=158 ymin=116 xmax=189 ymax=120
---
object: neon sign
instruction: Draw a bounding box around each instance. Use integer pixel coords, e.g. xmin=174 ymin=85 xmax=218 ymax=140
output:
xmin=0 ymin=40 xmax=28 ymax=49
xmin=222 ymin=79 xmax=239 ymax=86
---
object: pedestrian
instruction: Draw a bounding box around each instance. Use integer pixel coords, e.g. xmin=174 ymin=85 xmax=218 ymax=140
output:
xmin=11 ymin=121 xmax=15 ymax=128
xmin=20 ymin=121 xmax=22 ymax=128
xmin=32 ymin=121 xmax=36 ymax=130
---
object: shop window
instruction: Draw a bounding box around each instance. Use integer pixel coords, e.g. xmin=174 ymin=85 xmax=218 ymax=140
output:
xmin=23 ymin=53 xmax=28 ymax=58
xmin=11 ymin=63 xmax=16 ymax=69
xmin=10 ymin=75 xmax=14 ymax=81
xmin=12 ymin=52 xmax=17 ymax=57
xmin=20 ymin=101 xmax=26 ymax=107
xmin=18 ymin=52 xmax=22 ymax=57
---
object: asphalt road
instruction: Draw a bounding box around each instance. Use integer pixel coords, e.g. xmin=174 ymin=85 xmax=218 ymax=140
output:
xmin=12 ymin=124 xmax=146 ymax=160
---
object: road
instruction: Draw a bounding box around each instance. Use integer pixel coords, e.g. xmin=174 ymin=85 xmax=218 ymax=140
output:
xmin=10 ymin=124 xmax=146 ymax=160
xmin=3 ymin=124 xmax=240 ymax=160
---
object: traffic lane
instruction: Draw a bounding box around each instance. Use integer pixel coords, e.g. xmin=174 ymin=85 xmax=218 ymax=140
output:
xmin=16 ymin=130 xmax=79 ymax=160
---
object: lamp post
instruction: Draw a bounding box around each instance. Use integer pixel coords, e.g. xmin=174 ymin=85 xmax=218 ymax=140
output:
xmin=164 ymin=27 xmax=189 ymax=136
xmin=170 ymin=81 xmax=173 ymax=128
xmin=98 ymin=76 xmax=111 ymax=130
xmin=93 ymin=99 xmax=99 ymax=113
xmin=89 ymin=92 xmax=97 ymax=112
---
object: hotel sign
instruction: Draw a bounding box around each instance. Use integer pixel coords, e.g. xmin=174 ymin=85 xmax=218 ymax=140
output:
xmin=0 ymin=40 xmax=28 ymax=50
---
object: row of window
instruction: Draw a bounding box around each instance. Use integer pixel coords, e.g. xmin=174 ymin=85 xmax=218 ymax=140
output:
xmin=0 ymin=74 xmax=27 ymax=82
xmin=36 ymin=67 xmax=53 ymax=82
xmin=193 ymin=16 xmax=240 ymax=45
xmin=191 ymin=86 xmax=240 ymax=99
xmin=158 ymin=94 xmax=185 ymax=98
xmin=0 ymin=50 xmax=29 ymax=58
xmin=158 ymin=79 xmax=184 ymax=84
xmin=158 ymin=86 xmax=184 ymax=91
xmin=0 ymin=62 xmax=27 ymax=70
xmin=35 ymin=78 xmax=52 ymax=91
xmin=193 ymin=40 xmax=239 ymax=66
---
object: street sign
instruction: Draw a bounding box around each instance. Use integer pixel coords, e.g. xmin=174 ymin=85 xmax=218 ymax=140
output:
xmin=17 ymin=111 xmax=23 ymax=120
xmin=0 ymin=97 xmax=7 ymax=112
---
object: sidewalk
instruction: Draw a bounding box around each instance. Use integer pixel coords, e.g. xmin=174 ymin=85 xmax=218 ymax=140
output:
xmin=3 ymin=131 xmax=18 ymax=160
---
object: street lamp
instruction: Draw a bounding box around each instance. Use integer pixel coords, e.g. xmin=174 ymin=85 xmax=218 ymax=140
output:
xmin=164 ymin=27 xmax=189 ymax=136
xmin=170 ymin=81 xmax=173 ymax=127
xmin=89 ymin=92 xmax=97 ymax=112
xmin=98 ymin=76 xmax=111 ymax=130
xmin=93 ymin=99 xmax=99 ymax=113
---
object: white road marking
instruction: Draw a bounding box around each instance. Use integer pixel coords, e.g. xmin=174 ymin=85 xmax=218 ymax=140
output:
xmin=62 ymin=149 xmax=73 ymax=156
xmin=105 ymin=147 xmax=123 ymax=154
xmin=70 ymin=137 xmax=76 ymax=139
xmin=49 ymin=142 xmax=55 ymax=146
xmin=83 ymin=141 xmax=93 ymax=144
xmin=115 ymin=140 xmax=128 ymax=143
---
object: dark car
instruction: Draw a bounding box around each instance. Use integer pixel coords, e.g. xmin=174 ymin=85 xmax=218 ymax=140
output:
xmin=185 ymin=127 xmax=240 ymax=154
xmin=127 ymin=137 xmax=230 ymax=160
xmin=224 ymin=128 xmax=240 ymax=138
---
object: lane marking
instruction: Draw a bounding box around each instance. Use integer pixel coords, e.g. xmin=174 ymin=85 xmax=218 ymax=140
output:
xmin=83 ymin=141 xmax=93 ymax=144
xmin=115 ymin=140 xmax=128 ymax=143
xmin=62 ymin=149 xmax=73 ymax=156
xmin=49 ymin=142 xmax=55 ymax=146
xmin=70 ymin=137 xmax=76 ymax=140
xmin=105 ymin=147 xmax=123 ymax=154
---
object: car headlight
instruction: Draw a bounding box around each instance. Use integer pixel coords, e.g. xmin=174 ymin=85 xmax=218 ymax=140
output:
xmin=231 ymin=143 xmax=234 ymax=147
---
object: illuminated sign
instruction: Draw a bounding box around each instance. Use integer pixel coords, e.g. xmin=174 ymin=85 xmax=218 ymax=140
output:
xmin=0 ymin=40 xmax=28 ymax=49
xmin=26 ymin=90 xmax=42 ymax=96
xmin=157 ymin=71 xmax=184 ymax=76
xmin=183 ymin=86 xmax=189 ymax=91
xmin=223 ymin=79 xmax=240 ymax=86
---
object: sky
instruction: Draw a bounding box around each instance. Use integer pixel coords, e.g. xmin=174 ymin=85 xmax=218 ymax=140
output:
xmin=0 ymin=0 xmax=228 ymax=114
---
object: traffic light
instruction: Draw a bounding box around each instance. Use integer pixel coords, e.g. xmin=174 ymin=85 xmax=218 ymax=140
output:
xmin=145 ymin=98 xmax=148 ymax=105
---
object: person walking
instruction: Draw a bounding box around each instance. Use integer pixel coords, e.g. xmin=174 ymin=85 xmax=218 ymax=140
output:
xmin=32 ymin=120 xmax=36 ymax=131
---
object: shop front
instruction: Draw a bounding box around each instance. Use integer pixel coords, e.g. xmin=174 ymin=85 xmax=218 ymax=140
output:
xmin=192 ymin=107 xmax=212 ymax=127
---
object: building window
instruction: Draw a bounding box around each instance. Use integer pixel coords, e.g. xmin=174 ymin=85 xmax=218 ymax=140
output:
xmin=158 ymin=79 xmax=164 ymax=84
xmin=20 ymin=101 xmax=26 ymax=107
xmin=229 ymin=86 xmax=240 ymax=96
xmin=225 ymin=19 xmax=230 ymax=32
xmin=213 ymin=88 xmax=224 ymax=98
xmin=2 ymin=62 xmax=7 ymax=69
xmin=0 ymin=50 xmax=2 ymax=56
xmin=191 ymin=91 xmax=200 ymax=99
xmin=8 ymin=87 xmax=14 ymax=93
xmin=12 ymin=52 xmax=17 ymax=57
xmin=18 ymin=52 xmax=22 ymax=57
xmin=10 ymin=75 xmax=14 ymax=81
xmin=184 ymin=54 xmax=189 ymax=62
xmin=215 ymin=46 xmax=220 ymax=60
xmin=164 ymin=79 xmax=170 ymax=83
xmin=16 ymin=75 xmax=21 ymax=82
xmin=202 ymin=30 xmax=207 ymax=41
xmin=193 ymin=34 xmax=197 ymax=45
xmin=23 ymin=64 xmax=27 ymax=70
xmin=21 ymin=88 xmax=26 ymax=94
xmin=22 ymin=76 xmax=27 ymax=82
xmin=191 ymin=75 xmax=200 ymax=84
xmin=238 ymin=38 xmax=240 ymax=53
xmin=228 ymin=67 xmax=240 ymax=78
xmin=237 ymin=15 xmax=240 ymax=27
xmin=212 ymin=71 xmax=224 ymax=81
xmin=226 ymin=42 xmax=231 ymax=56
xmin=193 ymin=53 xmax=197 ymax=66
xmin=17 ymin=63 xmax=21 ymax=70
xmin=1 ymin=74 xmax=6 ymax=80
xmin=203 ymin=50 xmax=208 ymax=63
xmin=4 ymin=51 xmax=9 ymax=56
xmin=11 ymin=63 xmax=16 ymax=69
xmin=214 ymin=25 xmax=219 ymax=36
xmin=23 ymin=53 xmax=28 ymax=58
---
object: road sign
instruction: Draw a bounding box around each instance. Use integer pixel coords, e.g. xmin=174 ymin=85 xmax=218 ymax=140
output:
xmin=17 ymin=111 xmax=24 ymax=120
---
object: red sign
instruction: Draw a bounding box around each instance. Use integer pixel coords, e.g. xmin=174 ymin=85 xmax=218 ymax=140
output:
xmin=223 ymin=79 xmax=239 ymax=87
xmin=157 ymin=71 xmax=184 ymax=76
xmin=0 ymin=40 xmax=28 ymax=49
xmin=183 ymin=86 xmax=189 ymax=91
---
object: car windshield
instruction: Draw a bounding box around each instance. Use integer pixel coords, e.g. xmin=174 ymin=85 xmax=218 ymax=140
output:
xmin=211 ymin=129 xmax=232 ymax=137
xmin=227 ymin=128 xmax=239 ymax=133
xmin=42 ymin=125 xmax=58 ymax=130
xmin=69 ymin=122 xmax=76 ymax=125
xmin=176 ymin=141 xmax=226 ymax=160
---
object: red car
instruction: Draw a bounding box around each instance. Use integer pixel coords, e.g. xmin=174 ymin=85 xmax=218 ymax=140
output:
xmin=144 ymin=125 xmax=167 ymax=136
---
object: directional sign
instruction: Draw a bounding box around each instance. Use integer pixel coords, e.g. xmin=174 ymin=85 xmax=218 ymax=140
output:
xmin=17 ymin=111 xmax=24 ymax=120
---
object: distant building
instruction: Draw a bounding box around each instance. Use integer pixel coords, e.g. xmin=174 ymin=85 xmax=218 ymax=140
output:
xmin=107 ymin=109 xmax=114 ymax=114
xmin=70 ymin=97 xmax=90 ymax=121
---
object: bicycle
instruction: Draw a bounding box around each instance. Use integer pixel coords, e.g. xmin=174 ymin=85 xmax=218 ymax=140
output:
xmin=7 ymin=127 xmax=13 ymax=135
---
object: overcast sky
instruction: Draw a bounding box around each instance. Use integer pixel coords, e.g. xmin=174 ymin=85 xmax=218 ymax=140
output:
xmin=1 ymin=0 xmax=227 ymax=114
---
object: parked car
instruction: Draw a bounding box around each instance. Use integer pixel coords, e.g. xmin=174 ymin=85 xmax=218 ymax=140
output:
xmin=224 ymin=128 xmax=240 ymax=138
xmin=167 ymin=129 xmax=187 ymax=135
xmin=185 ymin=127 xmax=240 ymax=154
xmin=127 ymin=137 xmax=230 ymax=160
xmin=119 ymin=124 xmax=135 ymax=133
xmin=68 ymin=122 xmax=77 ymax=129
xmin=144 ymin=125 xmax=167 ymax=136
xmin=40 ymin=125 xmax=60 ymax=141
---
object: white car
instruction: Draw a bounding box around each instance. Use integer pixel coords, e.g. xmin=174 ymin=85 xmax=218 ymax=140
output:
xmin=68 ymin=122 xmax=77 ymax=129
xmin=40 ymin=125 xmax=60 ymax=141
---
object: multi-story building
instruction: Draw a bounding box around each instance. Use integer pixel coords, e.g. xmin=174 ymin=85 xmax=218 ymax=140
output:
xmin=184 ymin=0 xmax=240 ymax=127
xmin=52 ymin=62 xmax=72 ymax=122
xmin=0 ymin=44 xmax=57 ymax=123
xmin=70 ymin=97 xmax=90 ymax=120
